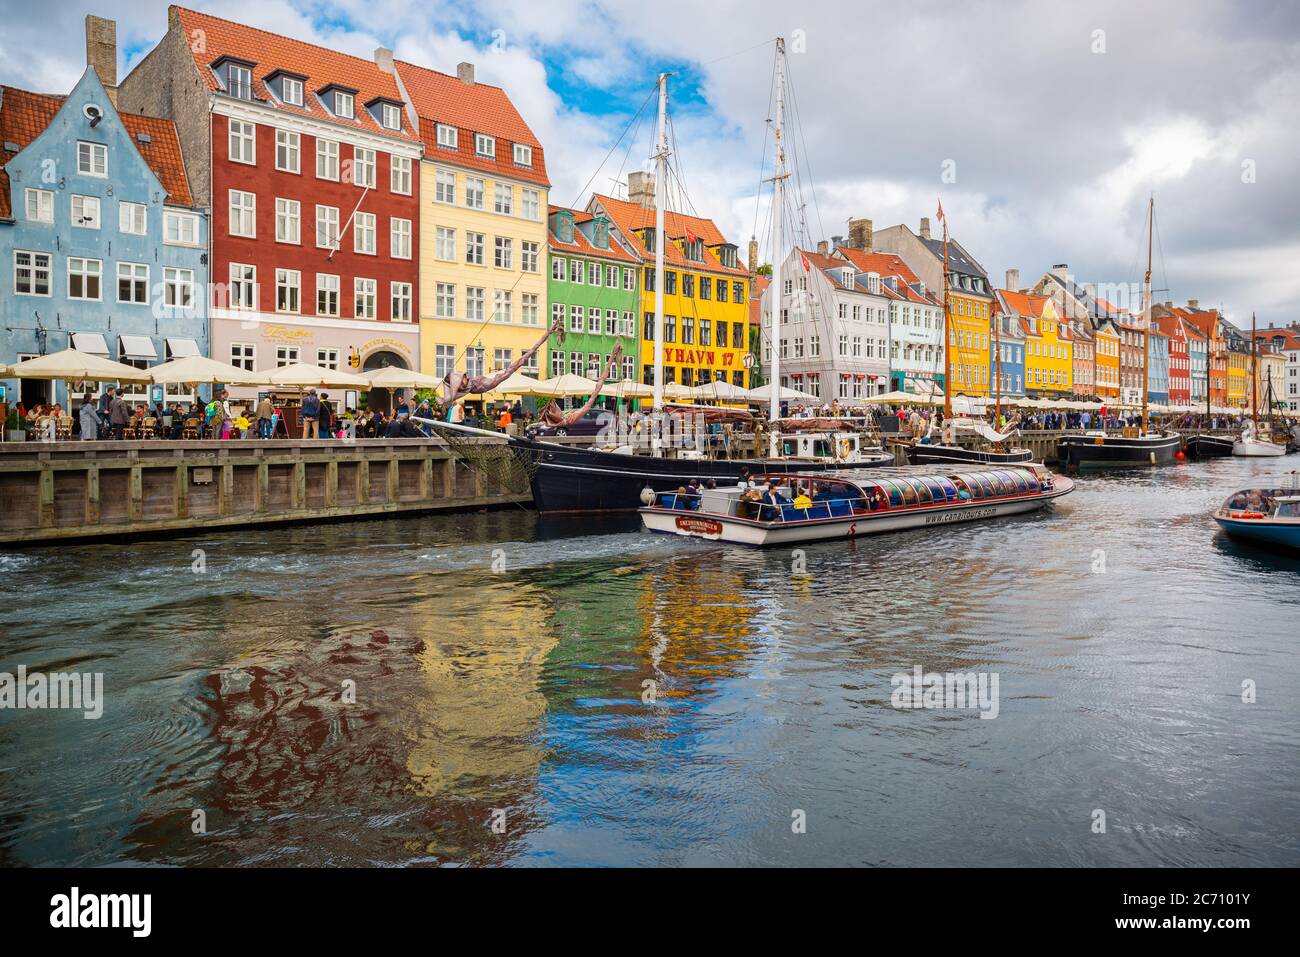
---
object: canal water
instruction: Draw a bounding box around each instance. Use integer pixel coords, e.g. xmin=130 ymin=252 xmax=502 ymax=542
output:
xmin=1 ymin=456 xmax=1297 ymax=867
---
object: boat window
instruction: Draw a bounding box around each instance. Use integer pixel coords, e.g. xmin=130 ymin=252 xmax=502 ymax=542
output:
xmin=781 ymin=439 xmax=798 ymax=457
xmin=813 ymin=439 xmax=832 ymax=457
xmin=883 ymin=481 xmax=904 ymax=507
xmin=899 ymin=481 xmax=919 ymax=506
xmin=975 ymin=475 xmax=997 ymax=497
xmin=1013 ymin=472 xmax=1031 ymax=493
xmin=954 ymin=475 xmax=978 ymax=499
xmin=937 ymin=478 xmax=959 ymax=501
xmin=907 ymin=478 xmax=933 ymax=504
xmin=922 ymin=478 xmax=947 ymax=501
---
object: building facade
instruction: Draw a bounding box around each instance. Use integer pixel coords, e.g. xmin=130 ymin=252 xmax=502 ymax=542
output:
xmin=1148 ymin=329 xmax=1169 ymax=405
xmin=1186 ymin=323 xmax=1207 ymax=405
xmin=1257 ymin=326 xmax=1300 ymax=411
xmin=119 ymin=6 xmax=423 ymax=401
xmin=1094 ymin=321 xmax=1121 ymax=400
xmin=1069 ymin=320 xmax=1095 ymax=399
xmin=1153 ymin=314 xmax=1190 ymax=405
xmin=546 ymin=206 xmax=639 ymax=386
xmin=1001 ymin=291 xmax=1072 ymax=396
xmin=1 ymin=57 xmax=206 ymax=411
xmin=592 ymin=180 xmax=750 ymax=391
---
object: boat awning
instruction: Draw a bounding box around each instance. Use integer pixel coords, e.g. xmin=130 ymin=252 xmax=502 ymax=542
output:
xmin=165 ymin=337 xmax=201 ymax=359
xmin=71 ymin=332 xmax=110 ymax=356
xmin=119 ymin=335 xmax=158 ymax=361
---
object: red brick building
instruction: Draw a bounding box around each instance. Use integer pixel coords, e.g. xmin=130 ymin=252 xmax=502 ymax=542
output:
xmin=120 ymin=6 xmax=424 ymax=397
xmin=1153 ymin=313 xmax=1190 ymax=404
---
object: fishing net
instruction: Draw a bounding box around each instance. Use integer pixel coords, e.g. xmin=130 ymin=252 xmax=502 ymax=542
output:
xmin=432 ymin=423 xmax=534 ymax=495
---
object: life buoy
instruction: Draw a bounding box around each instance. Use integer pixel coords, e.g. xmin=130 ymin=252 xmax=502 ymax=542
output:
xmin=838 ymin=437 xmax=853 ymax=459
xmin=1230 ymin=511 xmax=1264 ymax=520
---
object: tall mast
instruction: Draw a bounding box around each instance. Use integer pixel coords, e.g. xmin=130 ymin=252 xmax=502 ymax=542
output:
xmin=942 ymin=215 xmax=952 ymax=419
xmin=651 ymin=74 xmax=669 ymax=415
xmin=1251 ymin=311 xmax=1258 ymax=428
xmin=1142 ymin=195 xmax=1153 ymax=433
xmin=767 ymin=37 xmax=788 ymax=457
xmin=993 ymin=299 xmax=1001 ymax=422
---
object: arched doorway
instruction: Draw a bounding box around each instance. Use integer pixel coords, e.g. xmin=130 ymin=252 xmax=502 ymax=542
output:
xmin=362 ymin=350 xmax=409 ymax=413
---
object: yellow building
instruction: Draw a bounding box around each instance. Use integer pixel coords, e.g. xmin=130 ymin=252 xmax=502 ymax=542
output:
xmin=1005 ymin=292 xmax=1073 ymax=394
xmin=395 ymin=60 xmax=550 ymax=403
xmin=590 ymin=185 xmax=751 ymax=392
xmin=1093 ymin=322 xmax=1121 ymax=400
xmin=947 ymin=289 xmax=992 ymax=397
xmin=1226 ymin=344 xmax=1249 ymax=408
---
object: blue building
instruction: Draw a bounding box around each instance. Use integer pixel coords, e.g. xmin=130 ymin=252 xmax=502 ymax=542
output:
xmin=1 ymin=67 xmax=207 ymax=412
xmin=1148 ymin=329 xmax=1170 ymax=404
xmin=992 ymin=290 xmax=1026 ymax=398
xmin=1187 ymin=324 xmax=1208 ymax=405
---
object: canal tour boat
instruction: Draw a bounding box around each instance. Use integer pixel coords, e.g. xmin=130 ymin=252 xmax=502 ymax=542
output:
xmin=1213 ymin=472 xmax=1300 ymax=553
xmin=639 ymin=464 xmax=1073 ymax=546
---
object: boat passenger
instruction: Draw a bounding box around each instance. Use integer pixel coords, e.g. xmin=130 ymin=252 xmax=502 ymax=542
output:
xmin=954 ymin=480 xmax=972 ymax=501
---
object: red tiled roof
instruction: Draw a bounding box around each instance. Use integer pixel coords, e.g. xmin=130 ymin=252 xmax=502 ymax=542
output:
xmin=0 ymin=84 xmax=193 ymax=219
xmin=834 ymin=247 xmax=938 ymax=304
xmin=591 ymin=193 xmax=748 ymax=277
xmin=1000 ymin=289 xmax=1055 ymax=320
xmin=398 ymin=59 xmax=548 ymax=187
xmin=547 ymin=205 xmax=637 ymax=263
xmin=173 ymin=7 xmax=420 ymax=143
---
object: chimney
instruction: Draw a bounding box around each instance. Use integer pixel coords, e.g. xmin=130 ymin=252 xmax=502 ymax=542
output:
xmin=627 ymin=170 xmax=656 ymax=209
xmin=831 ymin=234 xmax=844 ymax=249
xmin=85 ymin=14 xmax=118 ymax=106
xmin=747 ymin=236 xmax=759 ymax=275
xmin=816 ymin=240 xmax=829 ymax=256
xmin=1187 ymin=298 xmax=1199 ymax=310
xmin=374 ymin=47 xmax=395 ymax=73
xmin=457 ymin=62 xmax=476 ymax=85
xmin=1051 ymin=263 xmax=1069 ymax=281
xmin=1005 ymin=268 xmax=1020 ymax=292
xmin=919 ymin=217 xmax=931 ymax=241
xmin=847 ymin=217 xmax=872 ymax=251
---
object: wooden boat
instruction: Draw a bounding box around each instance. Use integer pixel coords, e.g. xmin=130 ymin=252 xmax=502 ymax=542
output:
xmin=1184 ymin=433 xmax=1234 ymax=458
xmin=1057 ymin=429 xmax=1182 ymax=468
xmin=1234 ymin=314 xmax=1288 ymax=457
xmin=908 ymin=419 xmax=1033 ymax=466
xmin=1213 ymin=472 xmax=1300 ymax=552
xmin=639 ymin=464 xmax=1073 ymax=546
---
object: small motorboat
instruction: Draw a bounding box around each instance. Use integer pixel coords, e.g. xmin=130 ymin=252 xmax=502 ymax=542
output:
xmin=1213 ymin=472 xmax=1300 ymax=552
xmin=639 ymin=464 xmax=1073 ymax=547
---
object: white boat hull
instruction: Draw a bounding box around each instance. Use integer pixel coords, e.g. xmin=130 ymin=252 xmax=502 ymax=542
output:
xmin=641 ymin=491 xmax=1063 ymax=547
xmin=1233 ymin=439 xmax=1286 ymax=457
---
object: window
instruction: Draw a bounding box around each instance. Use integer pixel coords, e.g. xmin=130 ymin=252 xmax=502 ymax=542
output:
xmin=436 ymin=124 xmax=458 ymax=149
xmin=117 ymin=262 xmax=148 ymax=304
xmin=606 ymin=309 xmax=619 ymax=336
xmin=316 ymin=348 xmax=339 ymax=370
xmin=435 ymin=344 xmax=456 ymax=379
xmin=316 ymin=205 xmax=340 ymax=250
xmin=494 ymin=182 xmax=513 ymax=215
xmin=475 ymin=134 xmax=495 ymax=158
xmin=71 ymin=194 xmax=100 ymax=229
xmin=664 ymin=315 xmax=676 ymax=343
xmin=352 ymin=147 xmax=376 ymax=188
xmin=521 ymin=292 xmax=539 ymax=326
xmin=465 ymin=177 xmax=485 ymax=209
xmin=606 ymin=264 xmax=618 ymax=287
xmin=391 ymin=217 xmax=412 ymax=259
xmin=624 ymin=268 xmax=635 ymax=291
xmin=391 ymin=155 xmax=412 ymax=195
xmin=354 ymin=212 xmax=376 ymax=254
xmin=317 ymin=274 xmax=340 ymax=316
xmin=316 ymin=139 xmax=339 ymax=180
xmin=466 ymin=348 xmax=485 ymax=377
xmin=665 ymin=271 xmax=677 ymax=295
xmin=570 ymin=353 xmax=582 ymax=375
xmin=435 ymin=282 xmax=456 ymax=318
xmin=465 ymin=231 xmax=485 ymax=265
xmin=334 ymin=91 xmax=355 ymax=119
xmin=229 ymin=263 xmax=256 ymax=310
xmin=589 ymin=262 xmax=602 ymax=285
xmin=165 ymin=210 xmax=200 ymax=245
xmin=391 ymin=281 xmax=412 ymax=322
xmin=225 ymin=62 xmax=252 ymax=99
xmin=571 ymin=305 xmax=584 ymax=333
xmin=67 ymin=257 xmax=101 ymax=300
xmin=682 ymin=274 xmax=694 ymax=298
xmin=435 ymin=226 xmax=456 ymax=261
xmin=231 ymin=342 xmax=255 ymax=371
xmin=716 ymin=281 xmax=729 ymax=304
xmin=521 ymin=188 xmax=540 ymax=220
xmin=118 ymin=201 xmax=147 ymax=235
xmin=435 ymin=168 xmax=456 ymax=203
xmin=733 ymin=281 xmax=745 ymax=302
xmin=228 ymin=120 xmax=255 ymax=164
xmin=77 ymin=141 xmax=107 ymax=177
xmin=700 ymin=319 xmax=712 ymax=346
xmin=552 ymin=303 xmax=567 ymax=329
xmin=587 ymin=308 xmax=599 ymax=334
xmin=164 ymin=267 xmax=194 ymax=309
xmin=551 ymin=350 xmax=565 ymax=376
xmin=24 ymin=188 xmax=54 ymax=223
xmin=276 ymin=346 xmax=299 ymax=367
xmin=229 ymin=189 xmax=256 ymax=237
xmin=494 ymin=289 xmax=512 ymax=323
xmin=275 ymin=198 xmax=301 ymax=244
xmin=494 ymin=236 xmax=513 ymax=269
xmin=282 ymin=76 xmax=303 ymax=107
xmin=682 ymin=316 xmax=695 ymax=344
xmin=14 ymin=250 xmax=51 ymax=296
xmin=521 ymin=241 xmax=539 ymax=273
xmin=466 ymin=287 xmax=485 ymax=322
xmin=513 ymin=143 xmax=532 ymax=166
xmin=552 ymin=257 xmax=565 ymax=281
xmin=381 ymin=103 xmax=402 ymax=131
xmin=354 ymin=278 xmax=376 ymax=319
xmin=275 ymin=129 xmax=300 ymax=173
xmin=643 ymin=312 xmax=654 ymax=340
xmin=572 ymin=260 xmax=584 ymax=284
xmin=275 ymin=269 xmax=301 ymax=313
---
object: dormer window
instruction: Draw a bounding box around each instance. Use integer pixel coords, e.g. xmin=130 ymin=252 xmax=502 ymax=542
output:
xmin=334 ymin=91 xmax=355 ymax=119
xmin=226 ymin=63 xmax=253 ymax=100
xmin=593 ymin=219 xmax=609 ymax=249
xmin=282 ymin=76 xmax=303 ymax=107
xmin=381 ymin=103 xmax=402 ymax=131
xmin=475 ymin=133 xmax=495 ymax=158
xmin=513 ymin=143 xmax=532 ymax=166
xmin=436 ymin=124 xmax=457 ymax=149
xmin=555 ymin=213 xmax=574 ymax=245
xmin=684 ymin=238 xmax=703 ymax=262
xmin=716 ymin=244 xmax=738 ymax=269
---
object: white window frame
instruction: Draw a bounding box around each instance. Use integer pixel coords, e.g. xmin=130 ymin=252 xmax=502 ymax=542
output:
xmin=71 ymin=194 xmax=100 ymax=229
xmin=391 ymin=281 xmax=413 ymax=322
xmin=164 ymin=266 xmax=195 ymax=310
xmin=435 ymin=226 xmax=456 ymax=262
xmin=281 ymin=76 xmax=304 ymax=107
xmin=465 ymin=177 xmax=485 ymax=210
xmin=381 ymin=103 xmax=402 ymax=131
xmin=513 ymin=143 xmax=532 ymax=167
xmin=25 ymin=188 xmax=54 ymax=223
xmin=390 ymin=217 xmax=412 ymax=259
xmin=116 ymin=261 xmax=149 ymax=305
xmin=436 ymin=124 xmax=458 ymax=149
xmin=466 ymin=286 xmax=485 ymax=323
xmin=494 ymin=236 xmax=513 ymax=270
xmin=316 ymin=273 xmax=340 ymax=317
xmin=229 ymin=189 xmax=256 ymax=238
xmin=390 ymin=155 xmax=412 ymax=195
xmin=521 ymin=240 xmax=539 ymax=273
xmin=13 ymin=250 xmax=52 ymax=297
xmin=67 ymin=257 xmax=102 ymax=301
xmin=275 ymin=129 xmax=301 ymax=173
xmin=316 ymin=139 xmax=340 ymax=181
xmin=316 ymin=205 xmax=340 ymax=250
xmin=475 ymin=134 xmax=496 ymax=158
xmin=230 ymin=342 xmax=255 ymax=371
xmin=354 ymin=211 xmax=376 ymax=255
xmin=229 ymin=262 xmax=257 ymax=310
xmin=275 ymin=197 xmax=301 ymax=244
xmin=228 ymin=119 xmax=256 ymax=165
xmin=354 ymin=277 xmax=377 ymax=319
xmin=435 ymin=168 xmax=456 ymax=204
xmin=334 ymin=91 xmax=355 ymax=119
xmin=275 ymin=268 xmax=301 ymax=314
xmin=164 ymin=210 xmax=201 ymax=246
xmin=435 ymin=282 xmax=456 ymax=319
xmin=465 ymin=231 xmax=485 ymax=266
xmin=494 ymin=182 xmax=512 ymax=215
xmin=352 ymin=146 xmax=376 ymax=188
xmin=77 ymin=141 xmax=107 ymax=177
xmin=521 ymin=188 xmax=540 ymax=221
xmin=118 ymin=200 xmax=147 ymax=235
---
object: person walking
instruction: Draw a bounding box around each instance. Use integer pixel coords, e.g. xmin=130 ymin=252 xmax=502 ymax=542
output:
xmin=255 ymin=394 xmax=274 ymax=439
xmin=108 ymin=388 xmax=129 ymax=440
xmin=301 ymin=388 xmax=320 ymax=439
xmin=78 ymin=393 xmax=99 ymax=442
xmin=318 ymin=393 xmax=334 ymax=438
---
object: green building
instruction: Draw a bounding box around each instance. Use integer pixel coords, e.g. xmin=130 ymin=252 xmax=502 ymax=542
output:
xmin=547 ymin=207 xmax=640 ymax=403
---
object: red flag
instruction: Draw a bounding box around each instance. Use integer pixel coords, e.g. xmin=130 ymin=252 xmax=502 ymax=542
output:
xmin=936 ymin=199 xmax=945 ymax=223
xmin=685 ymin=228 xmax=699 ymax=244
xmin=799 ymin=250 xmax=812 ymax=273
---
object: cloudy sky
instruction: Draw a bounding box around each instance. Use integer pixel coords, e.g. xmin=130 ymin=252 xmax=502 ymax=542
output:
xmin=3 ymin=0 xmax=1297 ymax=327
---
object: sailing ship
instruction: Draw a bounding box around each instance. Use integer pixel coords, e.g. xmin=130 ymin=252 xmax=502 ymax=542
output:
xmin=1057 ymin=196 xmax=1181 ymax=469
xmin=453 ymin=39 xmax=894 ymax=514
xmin=1233 ymin=313 xmax=1286 ymax=457
xmin=906 ymin=209 xmax=1033 ymax=467
xmin=639 ymin=464 xmax=1073 ymax=546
